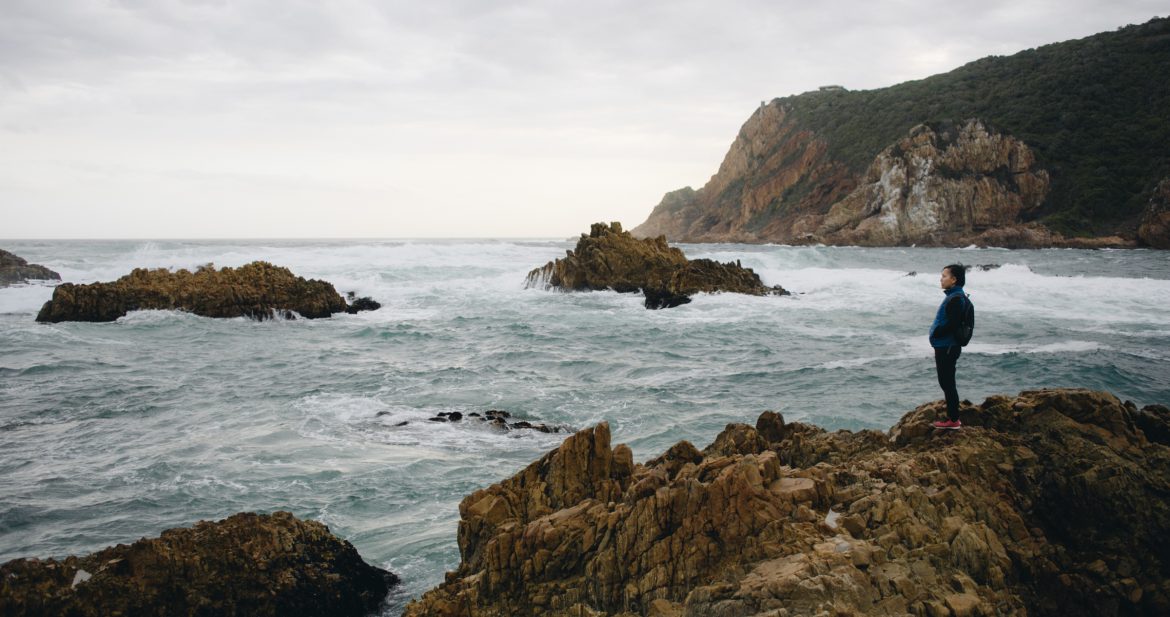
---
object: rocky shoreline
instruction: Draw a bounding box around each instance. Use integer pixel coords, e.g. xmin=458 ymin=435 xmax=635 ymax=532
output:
xmin=2 ymin=389 xmax=1166 ymax=616
xmin=0 ymin=511 xmax=397 ymax=617
xmin=405 ymin=388 xmax=1170 ymax=616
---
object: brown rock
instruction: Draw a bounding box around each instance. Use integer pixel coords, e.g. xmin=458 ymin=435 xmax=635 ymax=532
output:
xmin=0 ymin=511 xmax=396 ymax=617
xmin=405 ymin=389 xmax=1170 ymax=616
xmin=526 ymin=222 xmax=786 ymax=308
xmin=0 ymin=249 xmax=61 ymax=287
xmin=35 ymin=261 xmax=349 ymax=323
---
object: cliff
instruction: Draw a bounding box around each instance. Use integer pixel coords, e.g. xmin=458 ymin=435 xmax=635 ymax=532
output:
xmin=404 ymin=389 xmax=1170 ymax=616
xmin=35 ymin=261 xmax=355 ymax=322
xmin=0 ymin=511 xmax=396 ymax=617
xmin=634 ymin=17 xmax=1170 ymax=248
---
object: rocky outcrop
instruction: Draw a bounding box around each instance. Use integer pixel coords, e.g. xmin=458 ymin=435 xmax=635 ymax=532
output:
xmin=632 ymin=103 xmax=855 ymax=243
xmin=0 ymin=249 xmax=60 ymax=287
xmin=1138 ymin=178 xmax=1170 ymax=249
xmin=814 ymin=120 xmax=1052 ymax=246
xmin=0 ymin=511 xmax=397 ymax=617
xmin=35 ymin=261 xmax=355 ymax=323
xmin=404 ymin=389 xmax=1170 ymax=616
xmin=525 ymin=223 xmax=787 ymax=309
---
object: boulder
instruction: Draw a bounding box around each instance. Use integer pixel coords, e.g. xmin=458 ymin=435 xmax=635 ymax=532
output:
xmin=35 ymin=261 xmax=349 ymax=323
xmin=526 ymin=223 xmax=787 ymax=309
xmin=405 ymin=388 xmax=1170 ymax=616
xmin=0 ymin=511 xmax=397 ymax=617
xmin=0 ymin=249 xmax=61 ymax=287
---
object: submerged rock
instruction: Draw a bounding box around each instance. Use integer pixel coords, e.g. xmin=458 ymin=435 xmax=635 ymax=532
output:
xmin=0 ymin=511 xmax=397 ymax=617
xmin=404 ymin=388 xmax=1170 ymax=616
xmin=35 ymin=261 xmax=349 ymax=323
xmin=0 ymin=249 xmax=61 ymax=287
xmin=526 ymin=222 xmax=787 ymax=309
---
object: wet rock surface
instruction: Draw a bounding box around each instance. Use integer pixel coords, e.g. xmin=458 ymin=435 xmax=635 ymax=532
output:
xmin=0 ymin=511 xmax=397 ymax=617
xmin=526 ymin=223 xmax=787 ymax=309
xmin=405 ymin=388 xmax=1170 ymax=616
xmin=0 ymin=249 xmax=60 ymax=287
xmin=35 ymin=261 xmax=351 ymax=323
xmin=411 ymin=409 xmax=570 ymax=433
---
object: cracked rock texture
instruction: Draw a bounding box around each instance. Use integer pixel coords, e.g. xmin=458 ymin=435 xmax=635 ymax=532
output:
xmin=0 ymin=511 xmax=397 ymax=617
xmin=405 ymin=388 xmax=1170 ymax=616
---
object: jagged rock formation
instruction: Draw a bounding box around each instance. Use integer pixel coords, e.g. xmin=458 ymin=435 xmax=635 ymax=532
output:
xmin=635 ymin=112 xmax=1134 ymax=248
xmin=0 ymin=511 xmax=397 ymax=617
xmin=404 ymin=389 xmax=1170 ymax=616
xmin=525 ymin=223 xmax=787 ymax=309
xmin=34 ymin=261 xmax=364 ymax=323
xmin=633 ymin=18 xmax=1170 ymax=248
xmin=0 ymin=249 xmax=61 ymax=287
xmin=816 ymin=120 xmax=1051 ymax=246
xmin=1138 ymin=178 xmax=1170 ymax=249
xmin=631 ymin=104 xmax=855 ymax=243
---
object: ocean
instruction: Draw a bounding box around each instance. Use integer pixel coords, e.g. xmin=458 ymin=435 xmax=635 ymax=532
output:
xmin=1 ymin=239 xmax=1168 ymax=614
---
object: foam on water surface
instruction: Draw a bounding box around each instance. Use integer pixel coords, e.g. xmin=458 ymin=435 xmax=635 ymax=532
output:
xmin=2 ymin=239 xmax=1169 ymax=615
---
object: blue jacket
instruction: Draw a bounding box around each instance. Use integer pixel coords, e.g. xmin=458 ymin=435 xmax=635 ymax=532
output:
xmin=929 ymin=286 xmax=966 ymax=348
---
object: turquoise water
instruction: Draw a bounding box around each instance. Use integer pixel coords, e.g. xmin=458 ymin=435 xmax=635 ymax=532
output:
xmin=2 ymin=239 xmax=1168 ymax=614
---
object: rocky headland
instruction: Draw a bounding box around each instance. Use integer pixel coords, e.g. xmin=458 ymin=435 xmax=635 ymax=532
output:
xmin=632 ymin=18 xmax=1170 ymax=249
xmin=34 ymin=261 xmax=376 ymax=323
xmin=0 ymin=249 xmax=61 ymax=287
xmin=404 ymin=388 xmax=1170 ymax=616
xmin=525 ymin=223 xmax=787 ymax=309
xmin=0 ymin=511 xmax=397 ymax=617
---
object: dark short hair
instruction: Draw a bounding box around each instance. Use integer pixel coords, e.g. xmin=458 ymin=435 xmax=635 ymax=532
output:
xmin=944 ymin=264 xmax=966 ymax=287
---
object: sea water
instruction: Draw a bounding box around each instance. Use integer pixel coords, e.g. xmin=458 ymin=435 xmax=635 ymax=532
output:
xmin=1 ymin=239 xmax=1168 ymax=615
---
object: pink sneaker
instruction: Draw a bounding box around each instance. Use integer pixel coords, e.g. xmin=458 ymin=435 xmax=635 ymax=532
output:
xmin=932 ymin=419 xmax=962 ymax=430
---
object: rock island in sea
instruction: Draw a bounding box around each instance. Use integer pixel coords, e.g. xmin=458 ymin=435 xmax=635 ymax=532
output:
xmin=0 ymin=249 xmax=61 ymax=287
xmin=405 ymin=388 xmax=1170 ymax=616
xmin=525 ymin=222 xmax=788 ymax=309
xmin=34 ymin=261 xmax=377 ymax=323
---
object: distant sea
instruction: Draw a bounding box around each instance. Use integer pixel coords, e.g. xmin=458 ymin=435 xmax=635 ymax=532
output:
xmin=2 ymin=239 xmax=1168 ymax=615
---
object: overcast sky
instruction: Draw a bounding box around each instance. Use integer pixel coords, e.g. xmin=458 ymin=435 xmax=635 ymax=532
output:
xmin=1 ymin=0 xmax=1165 ymax=239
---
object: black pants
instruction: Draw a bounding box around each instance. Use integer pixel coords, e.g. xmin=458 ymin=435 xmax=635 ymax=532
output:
xmin=934 ymin=346 xmax=962 ymax=421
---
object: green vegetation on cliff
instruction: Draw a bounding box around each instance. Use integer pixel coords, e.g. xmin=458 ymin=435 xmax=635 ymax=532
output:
xmin=780 ymin=17 xmax=1170 ymax=236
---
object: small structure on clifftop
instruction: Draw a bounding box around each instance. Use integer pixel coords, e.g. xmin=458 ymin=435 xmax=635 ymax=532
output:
xmin=525 ymin=222 xmax=788 ymax=309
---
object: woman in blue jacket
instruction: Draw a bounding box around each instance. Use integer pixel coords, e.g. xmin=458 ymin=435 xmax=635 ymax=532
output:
xmin=929 ymin=264 xmax=967 ymax=429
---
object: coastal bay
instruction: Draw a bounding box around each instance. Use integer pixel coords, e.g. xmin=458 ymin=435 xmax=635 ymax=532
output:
xmin=1 ymin=239 xmax=1168 ymax=615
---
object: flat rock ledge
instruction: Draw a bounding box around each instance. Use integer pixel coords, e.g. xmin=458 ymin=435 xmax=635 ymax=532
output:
xmin=0 ymin=249 xmax=61 ymax=287
xmin=525 ymin=222 xmax=787 ymax=309
xmin=0 ymin=511 xmax=398 ymax=617
xmin=404 ymin=388 xmax=1170 ymax=617
xmin=35 ymin=261 xmax=371 ymax=322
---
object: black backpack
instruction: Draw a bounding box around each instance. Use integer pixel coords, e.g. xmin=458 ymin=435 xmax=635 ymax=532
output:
xmin=955 ymin=294 xmax=975 ymax=347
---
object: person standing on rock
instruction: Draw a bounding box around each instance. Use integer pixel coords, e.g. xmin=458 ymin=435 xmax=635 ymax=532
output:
xmin=929 ymin=264 xmax=967 ymax=429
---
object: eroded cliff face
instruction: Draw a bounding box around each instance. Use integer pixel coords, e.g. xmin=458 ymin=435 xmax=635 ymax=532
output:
xmin=632 ymin=102 xmax=855 ymax=243
xmin=404 ymin=389 xmax=1170 ymax=617
xmin=815 ymin=120 xmax=1051 ymax=246
xmin=633 ymin=109 xmax=1139 ymax=248
xmin=1138 ymin=177 xmax=1170 ymax=249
